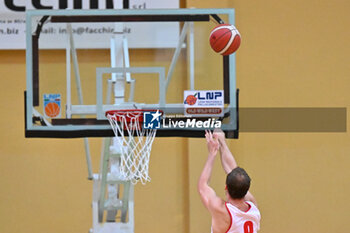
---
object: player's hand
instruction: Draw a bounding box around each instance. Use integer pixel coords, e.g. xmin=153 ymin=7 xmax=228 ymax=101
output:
xmin=213 ymin=129 xmax=226 ymax=145
xmin=205 ymin=130 xmax=220 ymax=156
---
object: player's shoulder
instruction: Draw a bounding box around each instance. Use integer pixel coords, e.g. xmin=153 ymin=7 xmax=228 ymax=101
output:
xmin=225 ymin=201 xmax=260 ymax=215
xmin=208 ymin=197 xmax=226 ymax=213
xmin=245 ymin=201 xmax=261 ymax=219
xmin=246 ymin=201 xmax=260 ymax=211
xmin=245 ymin=200 xmax=254 ymax=206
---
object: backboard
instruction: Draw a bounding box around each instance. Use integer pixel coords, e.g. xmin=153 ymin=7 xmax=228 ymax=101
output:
xmin=24 ymin=8 xmax=239 ymax=138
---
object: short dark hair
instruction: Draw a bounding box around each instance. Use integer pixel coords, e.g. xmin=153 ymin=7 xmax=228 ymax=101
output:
xmin=226 ymin=167 xmax=251 ymax=199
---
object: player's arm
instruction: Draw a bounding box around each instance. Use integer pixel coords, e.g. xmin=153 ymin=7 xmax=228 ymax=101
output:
xmin=197 ymin=131 xmax=224 ymax=210
xmin=216 ymin=130 xmax=237 ymax=173
xmin=213 ymin=130 xmax=258 ymax=206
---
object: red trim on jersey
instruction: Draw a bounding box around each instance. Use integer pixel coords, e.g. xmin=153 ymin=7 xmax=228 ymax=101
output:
xmin=225 ymin=202 xmax=233 ymax=233
xmin=244 ymin=202 xmax=252 ymax=213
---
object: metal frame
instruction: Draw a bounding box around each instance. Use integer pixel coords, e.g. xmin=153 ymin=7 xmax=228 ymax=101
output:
xmin=95 ymin=67 xmax=166 ymax=119
xmin=25 ymin=9 xmax=238 ymax=138
xmin=90 ymin=138 xmax=135 ymax=233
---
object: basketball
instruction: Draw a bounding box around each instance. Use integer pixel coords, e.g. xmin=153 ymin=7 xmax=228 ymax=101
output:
xmin=184 ymin=93 xmax=198 ymax=105
xmin=209 ymin=24 xmax=241 ymax=56
xmin=44 ymin=102 xmax=60 ymax=118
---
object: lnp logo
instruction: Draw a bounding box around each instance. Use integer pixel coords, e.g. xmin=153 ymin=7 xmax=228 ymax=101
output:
xmin=143 ymin=110 xmax=162 ymax=129
xmin=43 ymin=94 xmax=61 ymax=118
xmin=197 ymin=91 xmax=222 ymax=100
xmin=184 ymin=90 xmax=224 ymax=117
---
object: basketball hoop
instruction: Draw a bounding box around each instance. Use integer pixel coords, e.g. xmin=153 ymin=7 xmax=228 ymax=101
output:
xmin=106 ymin=109 xmax=159 ymax=184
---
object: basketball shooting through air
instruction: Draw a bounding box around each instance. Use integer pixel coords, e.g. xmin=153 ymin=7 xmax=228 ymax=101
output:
xmin=209 ymin=24 xmax=241 ymax=56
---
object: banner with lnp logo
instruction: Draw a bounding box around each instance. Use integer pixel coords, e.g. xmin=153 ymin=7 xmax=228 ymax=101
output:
xmin=0 ymin=0 xmax=179 ymax=49
xmin=184 ymin=90 xmax=224 ymax=117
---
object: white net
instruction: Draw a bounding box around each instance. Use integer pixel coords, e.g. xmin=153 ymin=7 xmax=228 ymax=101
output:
xmin=106 ymin=110 xmax=157 ymax=185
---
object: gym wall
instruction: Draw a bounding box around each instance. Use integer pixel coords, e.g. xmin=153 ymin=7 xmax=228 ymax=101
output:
xmin=0 ymin=0 xmax=349 ymax=233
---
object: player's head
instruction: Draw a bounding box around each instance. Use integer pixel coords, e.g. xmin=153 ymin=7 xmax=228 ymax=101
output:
xmin=226 ymin=167 xmax=251 ymax=199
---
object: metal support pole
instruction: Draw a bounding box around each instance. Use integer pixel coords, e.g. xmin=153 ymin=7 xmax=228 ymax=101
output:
xmin=122 ymin=36 xmax=136 ymax=102
xmin=122 ymin=36 xmax=131 ymax=83
xmin=165 ymin=22 xmax=189 ymax=91
xmin=188 ymin=22 xmax=195 ymax=90
xmin=67 ymin=23 xmax=93 ymax=180
xmin=65 ymin=24 xmax=71 ymax=118
xmin=110 ymin=24 xmax=126 ymax=104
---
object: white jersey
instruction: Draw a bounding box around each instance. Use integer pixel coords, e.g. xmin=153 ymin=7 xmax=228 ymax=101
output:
xmin=212 ymin=201 xmax=261 ymax=233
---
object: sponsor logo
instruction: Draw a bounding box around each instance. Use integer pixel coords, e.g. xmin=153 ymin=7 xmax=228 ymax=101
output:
xmin=43 ymin=93 xmax=61 ymax=118
xmin=186 ymin=108 xmax=222 ymax=115
xmin=143 ymin=110 xmax=162 ymax=129
xmin=143 ymin=110 xmax=222 ymax=129
xmin=3 ymin=0 xmax=117 ymax=12
xmin=197 ymin=91 xmax=222 ymax=100
xmin=162 ymin=118 xmax=221 ymax=129
xmin=184 ymin=90 xmax=224 ymax=117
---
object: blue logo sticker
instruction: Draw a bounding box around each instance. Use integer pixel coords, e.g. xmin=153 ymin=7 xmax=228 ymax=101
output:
xmin=143 ymin=110 xmax=162 ymax=129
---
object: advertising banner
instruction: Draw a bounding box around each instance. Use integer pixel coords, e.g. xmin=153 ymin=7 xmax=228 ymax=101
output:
xmin=0 ymin=0 xmax=179 ymax=49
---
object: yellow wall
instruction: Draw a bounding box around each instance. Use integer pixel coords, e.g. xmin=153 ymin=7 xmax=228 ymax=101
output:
xmin=1 ymin=0 xmax=350 ymax=233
